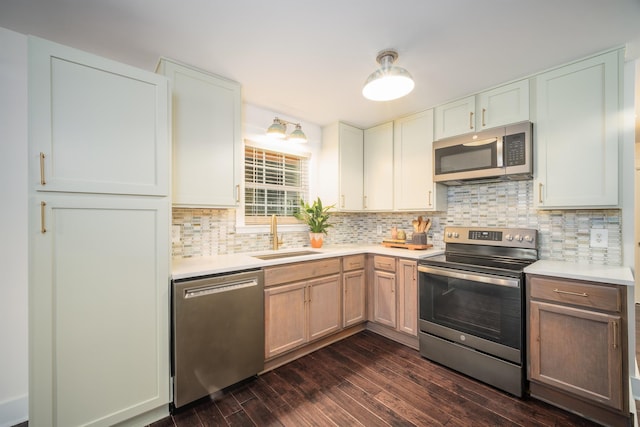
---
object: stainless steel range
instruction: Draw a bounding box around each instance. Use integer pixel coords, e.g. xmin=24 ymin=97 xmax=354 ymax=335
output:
xmin=418 ymin=226 xmax=538 ymax=397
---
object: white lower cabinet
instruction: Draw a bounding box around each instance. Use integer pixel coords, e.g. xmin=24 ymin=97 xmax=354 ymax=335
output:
xmin=30 ymin=195 xmax=170 ymax=427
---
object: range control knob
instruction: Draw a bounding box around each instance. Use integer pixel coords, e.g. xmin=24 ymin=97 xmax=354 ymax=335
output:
xmin=505 ymin=234 xmax=514 ymax=241
xmin=453 ymin=232 xmax=459 ymax=238
xmin=514 ymin=234 xmax=523 ymax=242
xmin=524 ymin=235 xmax=534 ymax=243
xmin=446 ymin=232 xmax=452 ymax=238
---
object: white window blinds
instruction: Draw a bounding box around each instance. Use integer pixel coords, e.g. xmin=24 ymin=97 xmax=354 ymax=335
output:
xmin=244 ymin=146 xmax=308 ymax=224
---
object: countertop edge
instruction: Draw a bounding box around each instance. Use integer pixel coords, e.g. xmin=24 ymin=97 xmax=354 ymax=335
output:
xmin=524 ymin=260 xmax=635 ymax=287
xmin=172 ymin=245 xmax=444 ymax=280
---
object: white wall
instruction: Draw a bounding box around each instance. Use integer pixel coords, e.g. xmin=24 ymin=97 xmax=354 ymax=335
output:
xmin=0 ymin=27 xmax=29 ymax=426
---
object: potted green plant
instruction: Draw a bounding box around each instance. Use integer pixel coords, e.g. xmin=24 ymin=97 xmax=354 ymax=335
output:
xmin=294 ymin=197 xmax=334 ymax=248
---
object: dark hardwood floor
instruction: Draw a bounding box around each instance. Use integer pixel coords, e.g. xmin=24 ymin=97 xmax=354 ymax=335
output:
xmin=152 ymin=331 xmax=599 ymax=427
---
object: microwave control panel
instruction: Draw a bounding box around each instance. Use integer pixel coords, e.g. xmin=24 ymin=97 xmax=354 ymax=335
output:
xmin=504 ymin=132 xmax=526 ymax=166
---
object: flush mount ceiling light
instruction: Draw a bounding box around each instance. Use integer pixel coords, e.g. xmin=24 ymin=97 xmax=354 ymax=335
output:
xmin=362 ymin=49 xmax=415 ymax=101
xmin=267 ymin=117 xmax=307 ymax=143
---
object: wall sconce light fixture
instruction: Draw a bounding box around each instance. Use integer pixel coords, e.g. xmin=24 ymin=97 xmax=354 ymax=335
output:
xmin=267 ymin=117 xmax=307 ymax=143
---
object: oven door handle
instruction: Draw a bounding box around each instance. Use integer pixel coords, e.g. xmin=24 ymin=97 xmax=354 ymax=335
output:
xmin=418 ymin=265 xmax=520 ymax=288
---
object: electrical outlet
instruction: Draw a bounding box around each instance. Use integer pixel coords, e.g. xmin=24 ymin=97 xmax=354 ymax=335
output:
xmin=590 ymin=228 xmax=608 ymax=248
xmin=376 ymin=225 xmax=382 ymax=235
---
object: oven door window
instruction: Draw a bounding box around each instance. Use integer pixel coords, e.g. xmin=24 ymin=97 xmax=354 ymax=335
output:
xmin=419 ymin=270 xmax=521 ymax=349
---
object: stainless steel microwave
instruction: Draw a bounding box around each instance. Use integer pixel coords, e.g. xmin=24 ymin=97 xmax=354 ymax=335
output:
xmin=433 ymin=121 xmax=532 ymax=185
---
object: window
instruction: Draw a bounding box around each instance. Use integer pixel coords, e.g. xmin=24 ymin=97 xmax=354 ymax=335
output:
xmin=244 ymin=145 xmax=308 ymax=225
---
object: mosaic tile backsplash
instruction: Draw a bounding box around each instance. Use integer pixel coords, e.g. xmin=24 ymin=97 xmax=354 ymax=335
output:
xmin=172 ymin=181 xmax=623 ymax=266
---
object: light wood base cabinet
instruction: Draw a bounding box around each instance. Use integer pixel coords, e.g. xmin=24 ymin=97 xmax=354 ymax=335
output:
xmin=527 ymin=275 xmax=629 ymax=427
xmin=397 ymin=259 xmax=418 ymax=336
xmin=372 ymin=256 xmax=397 ymax=328
xmin=264 ymin=259 xmax=342 ymax=359
xmin=370 ymin=256 xmax=418 ymax=338
xmin=343 ymin=255 xmax=366 ymax=327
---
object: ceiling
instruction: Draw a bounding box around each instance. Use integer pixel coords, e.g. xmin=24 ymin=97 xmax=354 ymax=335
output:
xmin=2 ymin=0 xmax=640 ymax=129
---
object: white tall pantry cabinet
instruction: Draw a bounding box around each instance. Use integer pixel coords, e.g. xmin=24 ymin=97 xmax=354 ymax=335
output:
xmin=29 ymin=37 xmax=171 ymax=427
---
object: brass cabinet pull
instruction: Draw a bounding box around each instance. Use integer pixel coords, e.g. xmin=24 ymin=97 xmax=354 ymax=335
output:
xmin=39 ymin=152 xmax=46 ymax=185
xmin=553 ymin=288 xmax=588 ymax=297
xmin=612 ymin=321 xmax=618 ymax=349
xmin=235 ymin=184 xmax=240 ymax=203
xmin=341 ymin=195 xmax=345 ymax=209
xmin=363 ymin=195 xmax=367 ymax=209
xmin=40 ymin=201 xmax=46 ymax=233
xmin=482 ymin=108 xmax=486 ymax=127
xmin=428 ymin=190 xmax=432 ymax=207
xmin=538 ymin=183 xmax=543 ymax=204
xmin=469 ymin=112 xmax=474 ymax=129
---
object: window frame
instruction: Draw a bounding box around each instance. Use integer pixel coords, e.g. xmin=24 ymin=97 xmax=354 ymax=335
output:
xmin=236 ymin=140 xmax=311 ymax=231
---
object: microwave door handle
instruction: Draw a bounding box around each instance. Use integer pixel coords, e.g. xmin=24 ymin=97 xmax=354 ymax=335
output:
xmin=496 ymin=136 xmax=504 ymax=168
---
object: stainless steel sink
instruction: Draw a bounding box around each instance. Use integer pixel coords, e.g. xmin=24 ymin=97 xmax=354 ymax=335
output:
xmin=252 ymin=250 xmax=321 ymax=260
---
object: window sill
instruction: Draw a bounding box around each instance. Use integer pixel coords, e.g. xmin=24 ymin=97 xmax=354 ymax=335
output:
xmin=236 ymin=224 xmax=309 ymax=234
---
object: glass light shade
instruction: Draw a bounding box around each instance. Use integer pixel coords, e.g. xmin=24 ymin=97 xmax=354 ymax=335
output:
xmin=362 ymin=66 xmax=415 ymax=101
xmin=267 ymin=119 xmax=286 ymax=138
xmin=288 ymin=124 xmax=307 ymax=143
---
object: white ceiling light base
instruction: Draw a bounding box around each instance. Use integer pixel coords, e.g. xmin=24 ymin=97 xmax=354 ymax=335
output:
xmin=362 ymin=49 xmax=415 ymax=101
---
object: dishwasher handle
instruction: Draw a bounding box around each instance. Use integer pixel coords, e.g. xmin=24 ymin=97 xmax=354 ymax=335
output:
xmin=184 ymin=278 xmax=259 ymax=299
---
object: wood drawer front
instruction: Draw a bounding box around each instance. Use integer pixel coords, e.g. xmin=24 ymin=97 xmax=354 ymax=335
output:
xmin=265 ymin=258 xmax=341 ymax=287
xmin=529 ymin=276 xmax=621 ymax=313
xmin=343 ymin=254 xmax=365 ymax=271
xmin=374 ymin=255 xmax=396 ymax=272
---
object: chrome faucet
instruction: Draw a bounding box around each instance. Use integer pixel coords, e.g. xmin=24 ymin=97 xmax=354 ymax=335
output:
xmin=270 ymin=214 xmax=283 ymax=250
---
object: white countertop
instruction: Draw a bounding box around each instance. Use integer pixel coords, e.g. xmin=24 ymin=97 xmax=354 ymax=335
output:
xmin=172 ymin=244 xmax=444 ymax=280
xmin=524 ymin=260 xmax=634 ymax=286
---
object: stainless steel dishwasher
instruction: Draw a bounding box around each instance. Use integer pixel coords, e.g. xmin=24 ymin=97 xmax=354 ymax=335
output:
xmin=172 ymin=269 xmax=264 ymax=409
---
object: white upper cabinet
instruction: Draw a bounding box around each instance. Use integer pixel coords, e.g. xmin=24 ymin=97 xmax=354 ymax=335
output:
xmin=434 ymin=80 xmax=529 ymax=140
xmin=158 ymin=58 xmax=241 ymax=207
xmin=393 ymin=110 xmax=447 ymax=211
xmin=434 ymin=96 xmax=475 ymax=140
xmin=534 ymin=50 xmax=620 ymax=209
xmin=319 ymin=122 xmax=364 ymax=211
xmin=477 ymin=79 xmax=529 ymax=130
xmin=29 ymin=37 xmax=169 ymax=196
xmin=364 ymin=122 xmax=394 ymax=211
